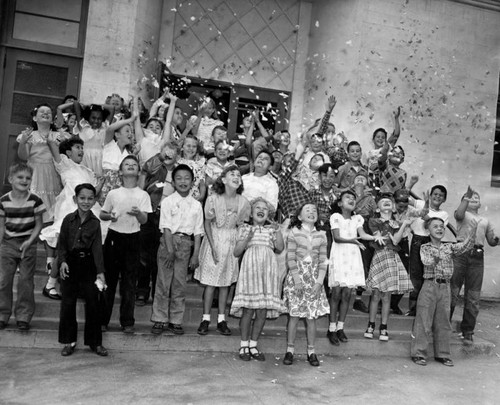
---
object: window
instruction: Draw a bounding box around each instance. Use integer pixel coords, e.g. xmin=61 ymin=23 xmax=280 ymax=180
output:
xmin=490 ymin=74 xmax=500 ymax=187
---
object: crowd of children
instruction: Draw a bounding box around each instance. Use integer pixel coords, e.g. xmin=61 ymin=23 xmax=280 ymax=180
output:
xmin=0 ymin=90 xmax=498 ymax=368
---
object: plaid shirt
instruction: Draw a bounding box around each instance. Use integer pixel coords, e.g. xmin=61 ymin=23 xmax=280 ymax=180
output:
xmin=420 ymin=236 xmax=474 ymax=280
xmin=308 ymin=188 xmax=337 ymax=228
xmin=326 ymin=146 xmax=348 ymax=170
xmin=379 ymin=160 xmax=407 ymax=194
xmin=278 ymin=157 xmax=310 ymax=219
xmin=336 ymin=162 xmax=368 ymax=189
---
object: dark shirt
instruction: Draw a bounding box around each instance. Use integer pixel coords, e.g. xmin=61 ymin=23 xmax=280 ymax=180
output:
xmin=57 ymin=210 xmax=105 ymax=274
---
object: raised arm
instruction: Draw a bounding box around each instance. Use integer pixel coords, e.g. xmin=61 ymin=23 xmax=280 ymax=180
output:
xmin=252 ymin=110 xmax=271 ymax=142
xmin=56 ymin=102 xmax=74 ymax=129
xmin=133 ymin=96 xmax=145 ymax=144
xmin=161 ymin=92 xmax=179 ymax=144
xmin=455 ymin=186 xmax=474 ymax=222
xmin=47 ymin=132 xmax=62 ymax=163
xmin=149 ymin=90 xmax=168 ymax=119
xmin=387 ymin=106 xmax=401 ymax=147
xmin=104 ymin=113 xmax=137 ymax=145
xmin=17 ymin=128 xmax=33 ymax=161
xmin=316 ymin=95 xmax=336 ymax=137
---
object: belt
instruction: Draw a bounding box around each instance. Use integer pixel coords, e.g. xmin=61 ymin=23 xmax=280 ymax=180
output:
xmin=71 ymin=250 xmax=91 ymax=258
xmin=427 ymin=278 xmax=449 ymax=284
xmin=174 ymin=232 xmax=194 ymax=239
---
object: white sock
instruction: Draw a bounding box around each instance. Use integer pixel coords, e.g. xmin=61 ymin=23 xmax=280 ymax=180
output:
xmin=46 ymin=276 xmax=57 ymax=289
xmin=329 ymin=322 xmax=337 ymax=332
xmin=46 ymin=257 xmax=54 ymax=264
xmin=337 ymin=321 xmax=345 ymax=330
xmin=217 ymin=314 xmax=225 ymax=323
xmin=307 ymin=346 xmax=315 ymax=356
xmin=249 ymin=339 xmax=258 ymax=348
xmin=202 ymin=314 xmax=210 ymax=322
xmin=286 ymin=344 xmax=295 ymax=354
xmin=240 ymin=340 xmax=249 ymax=348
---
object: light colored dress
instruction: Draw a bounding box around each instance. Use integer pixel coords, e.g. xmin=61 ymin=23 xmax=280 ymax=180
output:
xmin=230 ymin=224 xmax=284 ymax=318
xmin=195 ymin=194 xmax=250 ymax=286
xmin=178 ymin=157 xmax=206 ymax=200
xmin=75 ymin=119 xmax=106 ymax=177
xmin=98 ymin=140 xmax=130 ymax=205
xmin=16 ymin=131 xmax=62 ymax=223
xmin=138 ymin=129 xmax=162 ymax=167
xmin=282 ymin=227 xmax=330 ymax=319
xmin=328 ymin=213 xmax=366 ymax=287
xmin=39 ymin=155 xmax=107 ymax=247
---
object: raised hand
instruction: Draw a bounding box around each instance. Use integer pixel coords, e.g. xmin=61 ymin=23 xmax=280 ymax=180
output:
xmin=394 ymin=106 xmax=401 ymax=119
xmin=326 ymin=95 xmax=337 ymax=111
xmin=19 ymin=128 xmax=34 ymax=144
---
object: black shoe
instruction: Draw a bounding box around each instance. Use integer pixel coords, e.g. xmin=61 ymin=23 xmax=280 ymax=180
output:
xmin=61 ymin=344 xmax=76 ymax=356
xmin=197 ymin=320 xmax=210 ymax=335
xmin=90 ymin=345 xmax=109 ymax=357
xmin=17 ymin=321 xmax=30 ymax=331
xmin=135 ymin=295 xmax=146 ymax=306
xmin=42 ymin=286 xmax=61 ymax=300
xmin=327 ymin=330 xmax=340 ymax=346
xmin=216 ymin=320 xmax=231 ymax=336
xmin=167 ymin=323 xmax=184 ymax=335
xmin=283 ymin=352 xmax=294 ymax=365
xmin=353 ymin=300 xmax=369 ymax=313
xmin=151 ymin=322 xmax=164 ymax=335
xmin=239 ymin=347 xmax=251 ymax=361
xmin=249 ymin=347 xmax=265 ymax=361
xmin=435 ymin=357 xmax=454 ymax=367
xmin=336 ymin=329 xmax=348 ymax=343
xmin=405 ymin=309 xmax=416 ymax=317
xmin=101 ymin=325 xmax=108 ymax=332
xmin=0 ymin=321 xmax=7 ymax=330
xmin=391 ymin=306 xmax=403 ymax=315
xmin=307 ymin=353 xmax=320 ymax=367
xmin=121 ymin=325 xmax=135 ymax=334
xmin=462 ymin=333 xmax=474 ymax=346
xmin=411 ymin=356 xmax=427 ymax=366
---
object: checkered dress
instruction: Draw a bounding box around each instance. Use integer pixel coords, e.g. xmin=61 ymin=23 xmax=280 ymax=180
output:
xmin=278 ymin=157 xmax=310 ymax=218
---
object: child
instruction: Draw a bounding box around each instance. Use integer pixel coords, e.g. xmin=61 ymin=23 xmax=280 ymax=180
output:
xmin=327 ymin=190 xmax=384 ymax=345
xmin=99 ymin=113 xmax=137 ymax=205
xmin=450 ymin=187 xmax=500 ymax=345
xmin=231 ymin=197 xmax=284 ymax=361
xmin=411 ymin=217 xmax=477 ymax=367
xmin=335 ymin=141 xmax=368 ymax=192
xmin=204 ymin=126 xmax=229 ymax=159
xmin=0 ymin=163 xmax=45 ymax=330
xmin=205 ymin=140 xmax=233 ymax=195
xmin=282 ymin=203 xmax=330 ymax=366
xmin=151 ymin=164 xmax=203 ymax=335
xmin=17 ymin=104 xmax=63 ymax=224
xmin=178 ymin=134 xmax=206 ymax=202
xmin=58 ymin=183 xmax=108 ymax=357
xmin=195 ymin=165 xmax=251 ymax=335
xmin=40 ymin=136 xmax=104 ymax=300
xmin=407 ymin=185 xmax=449 ymax=316
xmin=133 ymin=96 xmax=165 ymax=167
xmin=294 ymin=153 xmax=324 ymax=191
xmin=364 ymin=193 xmax=413 ymax=341
xmin=366 ymin=108 xmax=401 ymax=187
xmin=100 ymin=155 xmax=152 ymax=332
xmin=73 ymin=103 xmax=114 ymax=177
xmin=192 ymin=97 xmax=223 ymax=154
xmin=136 ymin=143 xmax=178 ymax=305
xmin=378 ymin=140 xmax=407 ymax=194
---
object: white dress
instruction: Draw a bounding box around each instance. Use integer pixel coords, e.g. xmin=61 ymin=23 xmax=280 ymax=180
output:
xmin=328 ymin=213 xmax=366 ymax=288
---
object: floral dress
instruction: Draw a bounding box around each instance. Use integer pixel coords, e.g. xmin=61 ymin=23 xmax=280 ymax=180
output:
xmin=195 ymin=194 xmax=250 ymax=286
xmin=178 ymin=157 xmax=206 ymax=200
xmin=282 ymin=227 xmax=329 ymax=319
xmin=230 ymin=225 xmax=284 ymax=318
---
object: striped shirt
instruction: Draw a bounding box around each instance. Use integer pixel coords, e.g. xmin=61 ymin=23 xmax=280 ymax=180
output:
xmin=287 ymin=227 xmax=328 ymax=281
xmin=0 ymin=192 xmax=45 ymax=239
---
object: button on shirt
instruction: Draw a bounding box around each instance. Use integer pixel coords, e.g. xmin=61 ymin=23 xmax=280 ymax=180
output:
xmin=411 ymin=200 xmax=449 ymax=236
xmin=159 ymin=191 xmax=204 ymax=236
xmin=57 ymin=210 xmax=105 ymax=274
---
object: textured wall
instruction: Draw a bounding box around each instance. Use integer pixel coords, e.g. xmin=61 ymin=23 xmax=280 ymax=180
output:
xmin=304 ymin=0 xmax=500 ymax=297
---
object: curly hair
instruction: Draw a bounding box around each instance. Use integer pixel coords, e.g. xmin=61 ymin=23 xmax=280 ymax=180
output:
xmin=248 ymin=197 xmax=275 ymax=225
xmin=212 ymin=165 xmax=244 ymax=195
xmin=59 ymin=136 xmax=84 ymax=156
xmin=288 ymin=202 xmax=321 ymax=230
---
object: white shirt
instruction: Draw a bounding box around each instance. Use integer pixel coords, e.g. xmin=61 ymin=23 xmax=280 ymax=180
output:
xmin=159 ymin=191 xmax=204 ymax=236
xmin=102 ymin=141 xmax=130 ymax=171
xmin=102 ymin=187 xmax=152 ymax=234
xmin=242 ymin=172 xmax=279 ymax=210
xmin=411 ymin=199 xmax=449 ymax=236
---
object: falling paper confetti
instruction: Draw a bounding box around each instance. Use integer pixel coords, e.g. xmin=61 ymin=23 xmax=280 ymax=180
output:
xmin=315 ymin=21 xmax=319 ymax=27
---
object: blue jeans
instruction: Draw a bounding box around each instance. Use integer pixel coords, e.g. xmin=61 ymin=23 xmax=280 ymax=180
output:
xmin=0 ymin=237 xmax=37 ymax=324
xmin=409 ymin=235 xmax=430 ymax=310
xmin=451 ymin=248 xmax=484 ymax=335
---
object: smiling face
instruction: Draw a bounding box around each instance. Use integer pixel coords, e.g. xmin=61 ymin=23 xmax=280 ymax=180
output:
xmin=389 ymin=146 xmax=404 ymax=166
xmin=319 ymin=169 xmax=336 ymax=189
xmin=74 ymin=188 xmax=96 ymax=213
xmin=347 ymin=144 xmax=362 ymax=163
xmin=222 ymin=169 xmax=242 ymax=190
xmin=161 ymin=144 xmax=177 ymax=165
xmin=67 ymin=143 xmax=84 ymax=164
xmin=110 ymin=95 xmax=123 ymax=111
xmin=377 ymin=197 xmax=394 ymax=213
xmin=468 ymin=193 xmax=481 ymax=210
xmin=173 ymin=107 xmax=183 ymax=126
xmin=34 ymin=106 xmax=53 ymax=125
xmin=353 ymin=174 xmax=368 ymax=188
xmin=427 ymin=218 xmax=445 ymax=241
xmin=9 ymin=170 xmax=32 ymax=193
xmin=215 ymin=142 xmax=229 ymax=161
xmin=373 ymin=130 xmax=387 ymax=148
xmin=182 ymin=137 xmax=198 ymax=159
xmin=298 ymin=203 xmax=318 ymax=226
xmin=66 ymin=114 xmax=77 ymax=129
xmin=147 ymin=119 xmax=163 ymax=135
xmin=119 ymin=157 xmax=139 ymax=177
xmin=430 ymin=188 xmax=446 ymax=210
xmin=280 ymin=132 xmax=290 ymax=146
xmin=212 ymin=128 xmax=227 ymax=144
xmin=309 ymin=154 xmax=325 ymax=171
xmin=254 ymin=152 xmax=272 ymax=174
xmin=116 ymin=124 xmax=133 ymax=146
xmin=89 ymin=110 xmax=104 ymax=129
xmin=310 ymin=134 xmax=324 ymax=152
xmin=339 ymin=192 xmax=356 ymax=212
xmin=252 ymin=200 xmax=270 ymax=225
xmin=173 ymin=169 xmax=193 ymax=196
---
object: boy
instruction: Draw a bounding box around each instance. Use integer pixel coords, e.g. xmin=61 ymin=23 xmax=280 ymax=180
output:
xmin=0 ymin=163 xmax=45 ymax=330
xmin=58 ymin=183 xmax=107 ymax=356
xmin=136 ymin=143 xmax=178 ymax=306
xmin=407 ymin=185 xmax=449 ymax=316
xmin=378 ymin=142 xmax=407 ymax=194
xmin=151 ymin=164 xmax=204 ymax=335
xmin=100 ymin=155 xmax=152 ymax=332
xmin=411 ymin=217 xmax=477 ymax=367
xmin=335 ymin=141 xmax=368 ymax=192
xmin=450 ymin=187 xmax=499 ymax=345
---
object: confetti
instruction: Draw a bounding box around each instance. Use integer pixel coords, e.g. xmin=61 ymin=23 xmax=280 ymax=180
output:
xmin=315 ymin=21 xmax=319 ymax=27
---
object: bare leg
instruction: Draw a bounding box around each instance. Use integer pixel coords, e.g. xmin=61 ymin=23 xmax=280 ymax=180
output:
xmin=381 ymin=291 xmax=391 ymax=325
xmin=329 ymin=286 xmax=341 ymax=323
xmin=203 ymin=285 xmax=216 ymax=315
xmin=240 ymin=308 xmax=254 ymax=341
xmin=338 ymin=287 xmax=352 ymax=322
xmin=250 ymin=309 xmax=267 ymax=341
xmin=287 ymin=316 xmax=300 ymax=347
xmin=369 ymin=289 xmax=380 ymax=323
xmin=306 ymin=318 xmax=317 ymax=348
xmin=218 ymin=287 xmax=229 ymax=316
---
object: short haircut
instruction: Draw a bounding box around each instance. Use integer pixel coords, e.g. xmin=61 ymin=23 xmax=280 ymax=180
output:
xmin=9 ymin=162 xmax=33 ymax=177
xmin=63 ymin=95 xmax=77 ymax=103
xmin=214 ymin=139 xmax=228 ymax=150
xmin=376 ymin=192 xmax=394 ymax=203
xmin=372 ymin=128 xmax=388 ymax=140
xmin=430 ymin=185 xmax=447 ymax=200
xmin=393 ymin=145 xmax=405 ymax=157
xmin=119 ymin=154 xmax=140 ymax=171
xmin=212 ymin=125 xmax=227 ymax=137
xmin=59 ymin=137 xmax=84 ymax=156
xmin=172 ymin=163 xmax=194 ymax=180
xmin=339 ymin=189 xmax=356 ymax=200
xmin=424 ymin=217 xmax=444 ymax=230
xmin=256 ymin=149 xmax=274 ymax=166
xmin=75 ymin=183 xmax=96 ymax=197
xmin=145 ymin=117 xmax=164 ymax=130
xmin=347 ymin=141 xmax=361 ymax=152
xmin=318 ymin=163 xmax=336 ymax=175
xmin=83 ymin=104 xmax=110 ymax=121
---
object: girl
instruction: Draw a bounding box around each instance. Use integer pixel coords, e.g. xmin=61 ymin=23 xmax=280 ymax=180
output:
xmin=178 ymin=134 xmax=206 ymax=202
xmin=205 ymin=140 xmax=233 ymax=195
xmin=192 ymin=96 xmax=223 ymax=155
xmin=282 ymin=203 xmax=330 ymax=367
xmin=73 ymin=102 xmax=114 ymax=177
xmin=98 ymin=113 xmax=137 ymax=205
xmin=327 ymin=190 xmax=384 ymax=345
xmin=231 ymin=197 xmax=284 ymax=361
xmin=17 ymin=104 xmax=64 ymax=224
xmin=195 ymin=165 xmax=251 ymax=336
xmin=364 ymin=194 xmax=413 ymax=341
